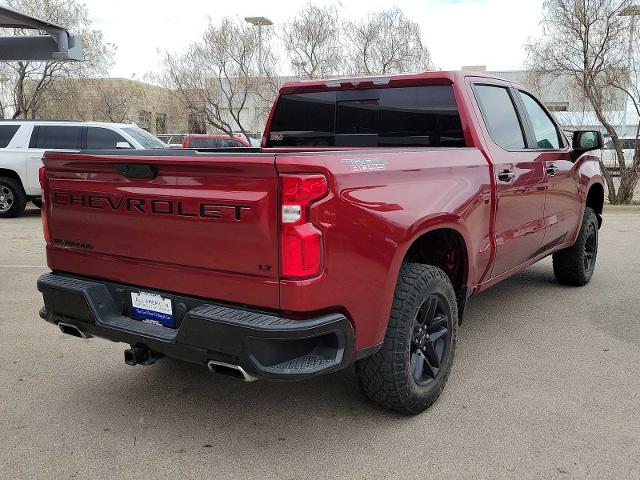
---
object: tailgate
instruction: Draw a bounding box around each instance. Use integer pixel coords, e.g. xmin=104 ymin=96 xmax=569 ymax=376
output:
xmin=42 ymin=151 xmax=280 ymax=309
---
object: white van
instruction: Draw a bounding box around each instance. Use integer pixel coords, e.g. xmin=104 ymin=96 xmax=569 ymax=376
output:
xmin=0 ymin=121 xmax=166 ymax=217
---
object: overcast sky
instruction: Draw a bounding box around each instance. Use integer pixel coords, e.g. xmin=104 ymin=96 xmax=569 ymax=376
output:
xmin=83 ymin=0 xmax=545 ymax=79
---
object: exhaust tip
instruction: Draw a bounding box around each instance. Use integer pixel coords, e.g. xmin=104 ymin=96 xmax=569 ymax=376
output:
xmin=207 ymin=360 xmax=258 ymax=382
xmin=58 ymin=322 xmax=91 ymax=339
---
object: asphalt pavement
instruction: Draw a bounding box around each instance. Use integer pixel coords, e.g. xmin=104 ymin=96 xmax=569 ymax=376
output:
xmin=1 ymin=206 xmax=639 ymax=479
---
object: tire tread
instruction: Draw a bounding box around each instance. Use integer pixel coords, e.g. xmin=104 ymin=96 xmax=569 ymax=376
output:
xmin=356 ymin=263 xmax=458 ymax=414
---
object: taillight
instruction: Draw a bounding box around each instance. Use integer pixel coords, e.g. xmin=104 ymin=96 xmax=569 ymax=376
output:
xmin=39 ymin=166 xmax=50 ymax=243
xmin=280 ymin=174 xmax=328 ymax=278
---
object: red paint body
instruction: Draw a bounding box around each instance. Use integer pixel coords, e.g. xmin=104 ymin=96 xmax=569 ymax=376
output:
xmin=41 ymin=71 xmax=604 ymax=354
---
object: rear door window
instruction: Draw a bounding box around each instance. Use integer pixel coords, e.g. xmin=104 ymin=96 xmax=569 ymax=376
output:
xmin=86 ymin=127 xmax=128 ymax=149
xmin=473 ymin=85 xmax=525 ymax=150
xmin=0 ymin=125 xmax=20 ymax=147
xmin=29 ymin=126 xmax=83 ymax=149
xmin=268 ymin=85 xmax=465 ymax=148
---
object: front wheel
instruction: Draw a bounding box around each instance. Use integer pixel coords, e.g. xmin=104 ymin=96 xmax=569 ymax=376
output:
xmin=552 ymin=207 xmax=599 ymax=286
xmin=356 ymin=263 xmax=458 ymax=414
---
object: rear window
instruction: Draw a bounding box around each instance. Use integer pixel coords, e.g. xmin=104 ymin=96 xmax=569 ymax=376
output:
xmin=267 ymin=85 xmax=466 ymax=148
xmin=0 ymin=125 xmax=19 ymax=147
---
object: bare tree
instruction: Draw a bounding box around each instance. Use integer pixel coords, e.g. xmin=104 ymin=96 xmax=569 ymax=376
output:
xmin=0 ymin=0 xmax=114 ymax=119
xmin=162 ymin=18 xmax=278 ymax=141
xmin=90 ymin=80 xmax=145 ymax=123
xmin=281 ymin=3 xmax=342 ymax=79
xmin=527 ymin=0 xmax=640 ymax=204
xmin=346 ymin=8 xmax=433 ymax=75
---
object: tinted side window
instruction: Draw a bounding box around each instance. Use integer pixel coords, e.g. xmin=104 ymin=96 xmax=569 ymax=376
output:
xmin=519 ymin=91 xmax=560 ymax=149
xmin=31 ymin=126 xmax=83 ymax=149
xmin=86 ymin=127 xmax=127 ymax=149
xmin=474 ymin=85 xmax=525 ymax=150
xmin=0 ymin=125 xmax=19 ymax=148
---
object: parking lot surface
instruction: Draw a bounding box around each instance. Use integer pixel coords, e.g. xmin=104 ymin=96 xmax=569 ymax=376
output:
xmin=1 ymin=207 xmax=639 ymax=479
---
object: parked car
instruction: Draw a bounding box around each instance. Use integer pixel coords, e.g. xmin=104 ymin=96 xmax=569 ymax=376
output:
xmin=37 ymin=71 xmax=605 ymax=414
xmin=182 ymin=134 xmax=251 ymax=148
xmin=0 ymin=120 xmax=166 ymax=218
xmin=600 ymin=137 xmax=638 ymax=167
xmin=156 ymin=134 xmax=185 ymax=148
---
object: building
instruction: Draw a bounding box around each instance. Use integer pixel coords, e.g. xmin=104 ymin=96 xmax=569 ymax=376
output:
xmin=35 ymin=78 xmax=189 ymax=134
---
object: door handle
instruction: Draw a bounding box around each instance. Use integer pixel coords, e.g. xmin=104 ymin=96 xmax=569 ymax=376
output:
xmin=546 ymin=164 xmax=559 ymax=176
xmin=497 ymin=170 xmax=515 ymax=182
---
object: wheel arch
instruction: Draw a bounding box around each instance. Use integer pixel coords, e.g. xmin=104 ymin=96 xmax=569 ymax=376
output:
xmin=397 ymin=220 xmax=472 ymax=322
xmin=586 ymin=182 xmax=604 ymax=226
xmin=0 ymin=168 xmax=24 ymax=188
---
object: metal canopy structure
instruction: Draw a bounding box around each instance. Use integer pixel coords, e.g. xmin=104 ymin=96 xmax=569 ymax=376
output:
xmin=0 ymin=5 xmax=82 ymax=61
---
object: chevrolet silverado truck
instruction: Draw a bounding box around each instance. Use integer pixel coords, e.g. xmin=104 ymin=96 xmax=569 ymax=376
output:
xmin=37 ymin=71 xmax=605 ymax=414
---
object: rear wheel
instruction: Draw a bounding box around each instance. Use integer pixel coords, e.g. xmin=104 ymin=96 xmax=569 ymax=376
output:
xmin=356 ymin=263 xmax=458 ymax=414
xmin=0 ymin=177 xmax=27 ymax=218
xmin=552 ymin=207 xmax=599 ymax=286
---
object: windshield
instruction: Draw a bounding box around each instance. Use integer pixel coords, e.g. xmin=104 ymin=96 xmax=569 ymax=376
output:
xmin=122 ymin=127 xmax=167 ymax=149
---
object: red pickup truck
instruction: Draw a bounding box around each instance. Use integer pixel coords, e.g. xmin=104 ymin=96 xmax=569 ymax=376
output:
xmin=37 ymin=71 xmax=605 ymax=414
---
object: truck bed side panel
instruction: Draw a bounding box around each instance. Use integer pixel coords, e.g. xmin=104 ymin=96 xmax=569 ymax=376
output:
xmin=276 ymin=148 xmax=492 ymax=350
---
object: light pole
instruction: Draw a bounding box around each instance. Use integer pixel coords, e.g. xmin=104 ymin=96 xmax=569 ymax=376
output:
xmin=245 ymin=16 xmax=273 ymax=72
xmin=619 ymin=5 xmax=640 ymax=137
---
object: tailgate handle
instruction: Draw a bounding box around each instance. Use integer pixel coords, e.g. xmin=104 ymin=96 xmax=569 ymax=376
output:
xmin=115 ymin=164 xmax=157 ymax=179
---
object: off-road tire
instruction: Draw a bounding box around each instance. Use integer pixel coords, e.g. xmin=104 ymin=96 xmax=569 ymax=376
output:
xmin=552 ymin=207 xmax=599 ymax=286
xmin=0 ymin=177 xmax=27 ymax=218
xmin=356 ymin=263 xmax=458 ymax=414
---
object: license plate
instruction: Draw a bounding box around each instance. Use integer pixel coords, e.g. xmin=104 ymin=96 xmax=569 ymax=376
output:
xmin=131 ymin=291 xmax=174 ymax=328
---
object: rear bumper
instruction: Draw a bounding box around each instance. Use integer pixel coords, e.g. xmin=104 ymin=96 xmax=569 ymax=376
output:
xmin=37 ymin=272 xmax=355 ymax=381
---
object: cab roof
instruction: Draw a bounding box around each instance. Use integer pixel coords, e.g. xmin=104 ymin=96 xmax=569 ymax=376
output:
xmin=278 ymin=70 xmax=517 ymax=95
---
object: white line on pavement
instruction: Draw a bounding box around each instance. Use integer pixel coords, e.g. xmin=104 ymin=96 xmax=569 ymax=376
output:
xmin=0 ymin=265 xmax=47 ymax=269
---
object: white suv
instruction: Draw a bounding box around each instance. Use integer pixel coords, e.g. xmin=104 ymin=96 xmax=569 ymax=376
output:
xmin=0 ymin=121 xmax=166 ymax=218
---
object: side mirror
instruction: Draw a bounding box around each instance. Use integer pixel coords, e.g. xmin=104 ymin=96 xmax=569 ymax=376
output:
xmin=116 ymin=141 xmax=132 ymax=149
xmin=572 ymin=131 xmax=603 ymax=153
